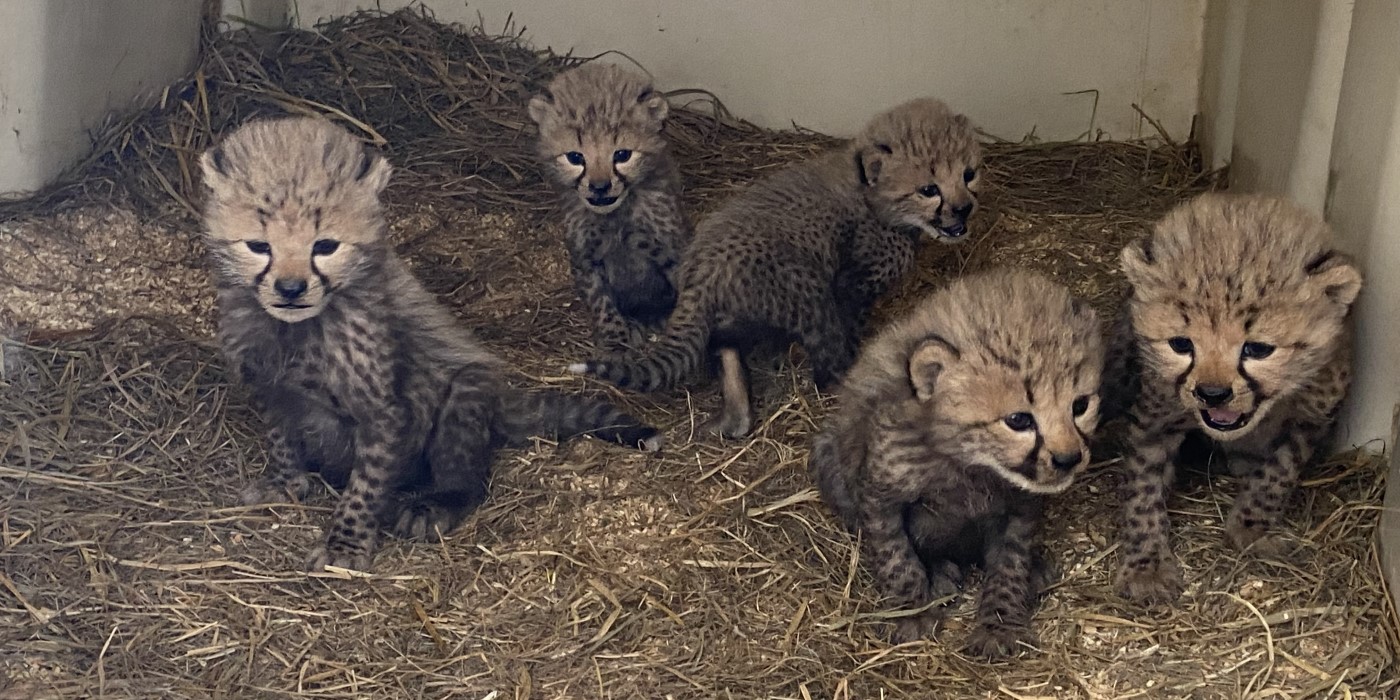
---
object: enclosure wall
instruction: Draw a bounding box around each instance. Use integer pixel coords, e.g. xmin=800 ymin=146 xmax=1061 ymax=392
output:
xmin=0 ymin=1 xmax=203 ymax=195
xmin=1202 ymin=0 xmax=1400 ymax=601
xmin=283 ymin=0 xmax=1206 ymax=142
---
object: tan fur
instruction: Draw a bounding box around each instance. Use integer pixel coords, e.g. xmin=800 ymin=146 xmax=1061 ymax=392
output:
xmin=811 ymin=269 xmax=1102 ymax=655
xmin=1108 ymin=193 xmax=1362 ymax=603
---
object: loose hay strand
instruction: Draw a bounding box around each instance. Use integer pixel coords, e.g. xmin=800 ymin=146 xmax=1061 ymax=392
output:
xmin=0 ymin=7 xmax=1395 ymax=700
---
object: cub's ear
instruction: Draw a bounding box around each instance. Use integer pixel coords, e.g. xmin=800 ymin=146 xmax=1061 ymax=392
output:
xmin=638 ymin=89 xmax=668 ymax=127
xmin=908 ymin=335 xmax=960 ymax=402
xmin=1305 ymin=250 xmax=1363 ymax=307
xmin=1119 ymin=238 xmax=1154 ymax=287
xmin=199 ymin=144 xmax=230 ymax=189
xmin=855 ymin=142 xmax=893 ymax=187
xmin=527 ymin=92 xmax=554 ymax=126
xmin=354 ymin=149 xmax=393 ymax=195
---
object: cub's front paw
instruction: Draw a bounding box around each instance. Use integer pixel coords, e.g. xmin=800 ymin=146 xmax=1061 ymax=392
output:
xmin=239 ymin=472 xmax=311 ymax=506
xmin=964 ymin=622 xmax=1036 ymax=659
xmin=889 ymin=608 xmax=944 ymax=645
xmin=391 ymin=492 xmax=475 ymax=542
xmin=1116 ymin=556 xmax=1184 ymax=604
xmin=304 ymin=537 xmax=374 ymax=573
xmin=1226 ymin=517 xmax=1290 ymax=557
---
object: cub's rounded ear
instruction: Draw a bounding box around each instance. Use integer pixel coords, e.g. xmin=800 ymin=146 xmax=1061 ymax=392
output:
xmin=855 ymin=143 xmax=893 ymax=187
xmin=908 ymin=335 xmax=960 ymax=402
xmin=1119 ymin=238 xmax=1154 ymax=286
xmin=199 ymin=145 xmax=229 ymax=188
xmin=1305 ymin=251 xmax=1363 ymax=307
xmin=527 ymin=92 xmax=554 ymax=126
xmin=638 ymin=89 xmax=668 ymax=128
xmin=354 ymin=149 xmax=393 ymax=195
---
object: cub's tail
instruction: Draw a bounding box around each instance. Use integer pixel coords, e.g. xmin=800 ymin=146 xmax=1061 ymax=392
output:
xmin=499 ymin=389 xmax=663 ymax=452
xmin=569 ymin=286 xmax=711 ymax=392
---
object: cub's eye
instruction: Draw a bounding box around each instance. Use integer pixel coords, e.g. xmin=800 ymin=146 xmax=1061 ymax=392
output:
xmin=312 ymin=239 xmax=341 ymax=256
xmin=1167 ymin=336 xmax=1194 ymax=354
xmin=918 ymin=184 xmax=942 ymax=198
xmin=564 ymin=152 xmax=585 ymax=166
xmin=1241 ymin=341 xmax=1275 ymax=359
xmin=245 ymin=241 xmax=272 ymax=255
xmin=963 ymin=167 xmax=977 ymax=183
xmin=1004 ymin=412 xmax=1036 ymax=431
xmin=1072 ymin=395 xmax=1091 ymax=417
xmin=612 ymin=149 xmax=633 ymax=164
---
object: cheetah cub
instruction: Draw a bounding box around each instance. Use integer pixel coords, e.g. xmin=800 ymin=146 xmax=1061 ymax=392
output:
xmin=1108 ymin=193 xmax=1362 ymax=604
xmin=201 ymin=117 xmax=662 ymax=572
xmin=528 ymin=63 xmax=692 ymax=353
xmin=810 ymin=269 xmax=1103 ymax=657
xmin=573 ymin=98 xmax=983 ymax=437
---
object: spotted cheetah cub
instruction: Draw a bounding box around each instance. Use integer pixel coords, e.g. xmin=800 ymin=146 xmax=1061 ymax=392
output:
xmin=572 ymin=98 xmax=983 ymax=437
xmin=1109 ymin=193 xmax=1362 ymax=603
xmin=810 ymin=269 xmax=1103 ymax=657
xmin=201 ymin=117 xmax=662 ymax=572
xmin=528 ymin=63 xmax=692 ymax=353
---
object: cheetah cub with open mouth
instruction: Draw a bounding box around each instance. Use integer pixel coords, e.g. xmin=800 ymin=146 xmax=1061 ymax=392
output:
xmin=1107 ymin=193 xmax=1362 ymax=604
xmin=810 ymin=269 xmax=1103 ymax=657
xmin=201 ymin=117 xmax=662 ymax=572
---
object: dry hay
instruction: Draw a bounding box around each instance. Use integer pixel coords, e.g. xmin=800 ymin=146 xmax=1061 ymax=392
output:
xmin=1 ymin=8 xmax=1396 ymax=700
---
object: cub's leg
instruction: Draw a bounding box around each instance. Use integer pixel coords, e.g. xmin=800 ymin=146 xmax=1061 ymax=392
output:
xmin=965 ymin=511 xmax=1039 ymax=658
xmin=240 ymin=425 xmax=312 ymax=505
xmin=394 ymin=368 xmax=498 ymax=541
xmin=1115 ymin=395 xmax=1191 ymax=603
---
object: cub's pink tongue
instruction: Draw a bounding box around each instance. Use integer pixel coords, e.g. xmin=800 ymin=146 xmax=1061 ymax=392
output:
xmin=1206 ymin=408 xmax=1242 ymax=425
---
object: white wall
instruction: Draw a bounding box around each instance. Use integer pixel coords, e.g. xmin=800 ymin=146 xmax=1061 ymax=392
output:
xmin=0 ymin=1 xmax=202 ymax=195
xmin=288 ymin=0 xmax=1205 ymax=141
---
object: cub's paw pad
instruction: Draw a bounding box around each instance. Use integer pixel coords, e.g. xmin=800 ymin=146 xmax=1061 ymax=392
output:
xmin=964 ymin=622 xmax=1036 ymax=659
xmin=1226 ymin=519 xmax=1290 ymax=557
xmin=706 ymin=410 xmax=754 ymax=440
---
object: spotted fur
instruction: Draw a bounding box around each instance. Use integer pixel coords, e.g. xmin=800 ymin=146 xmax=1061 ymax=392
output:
xmin=811 ymin=269 xmax=1103 ymax=657
xmin=1107 ymin=193 xmax=1362 ymax=604
xmin=201 ymin=117 xmax=662 ymax=572
xmin=528 ymin=63 xmax=692 ymax=353
xmin=572 ymin=98 xmax=984 ymax=437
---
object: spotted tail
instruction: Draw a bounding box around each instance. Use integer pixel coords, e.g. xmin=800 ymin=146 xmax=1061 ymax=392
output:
xmin=570 ymin=286 xmax=711 ymax=392
xmin=498 ymin=389 xmax=663 ymax=452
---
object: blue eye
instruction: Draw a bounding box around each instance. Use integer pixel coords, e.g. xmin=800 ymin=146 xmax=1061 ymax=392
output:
xmin=565 ymin=152 xmax=585 ymax=166
xmin=245 ymin=241 xmax=271 ymax=255
xmin=1072 ymin=396 xmax=1090 ymax=416
xmin=1167 ymin=337 xmax=1194 ymax=354
xmin=613 ymin=149 xmax=633 ymax=164
xmin=1004 ymin=412 xmax=1036 ymax=431
xmin=963 ymin=167 xmax=977 ymax=183
xmin=918 ymin=184 xmax=941 ymax=198
xmin=312 ymin=239 xmax=340 ymax=256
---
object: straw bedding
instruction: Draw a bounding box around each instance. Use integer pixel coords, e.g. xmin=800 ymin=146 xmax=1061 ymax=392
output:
xmin=1 ymin=8 xmax=1395 ymax=699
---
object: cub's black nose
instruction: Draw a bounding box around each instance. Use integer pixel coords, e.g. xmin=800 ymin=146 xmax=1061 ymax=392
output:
xmin=1051 ymin=451 xmax=1083 ymax=471
xmin=274 ymin=277 xmax=308 ymax=300
xmin=1194 ymin=384 xmax=1233 ymax=406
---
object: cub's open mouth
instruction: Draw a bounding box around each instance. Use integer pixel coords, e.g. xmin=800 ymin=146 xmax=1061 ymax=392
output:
xmin=586 ymin=195 xmax=619 ymax=207
xmin=1200 ymin=407 xmax=1249 ymax=431
xmin=937 ymin=222 xmax=967 ymax=238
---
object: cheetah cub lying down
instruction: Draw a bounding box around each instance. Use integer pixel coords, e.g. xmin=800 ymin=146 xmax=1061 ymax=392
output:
xmin=201 ymin=117 xmax=662 ymax=572
xmin=529 ymin=63 xmax=692 ymax=354
xmin=810 ymin=269 xmax=1103 ymax=657
xmin=1108 ymin=193 xmax=1362 ymax=603
xmin=573 ymin=98 xmax=983 ymax=437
